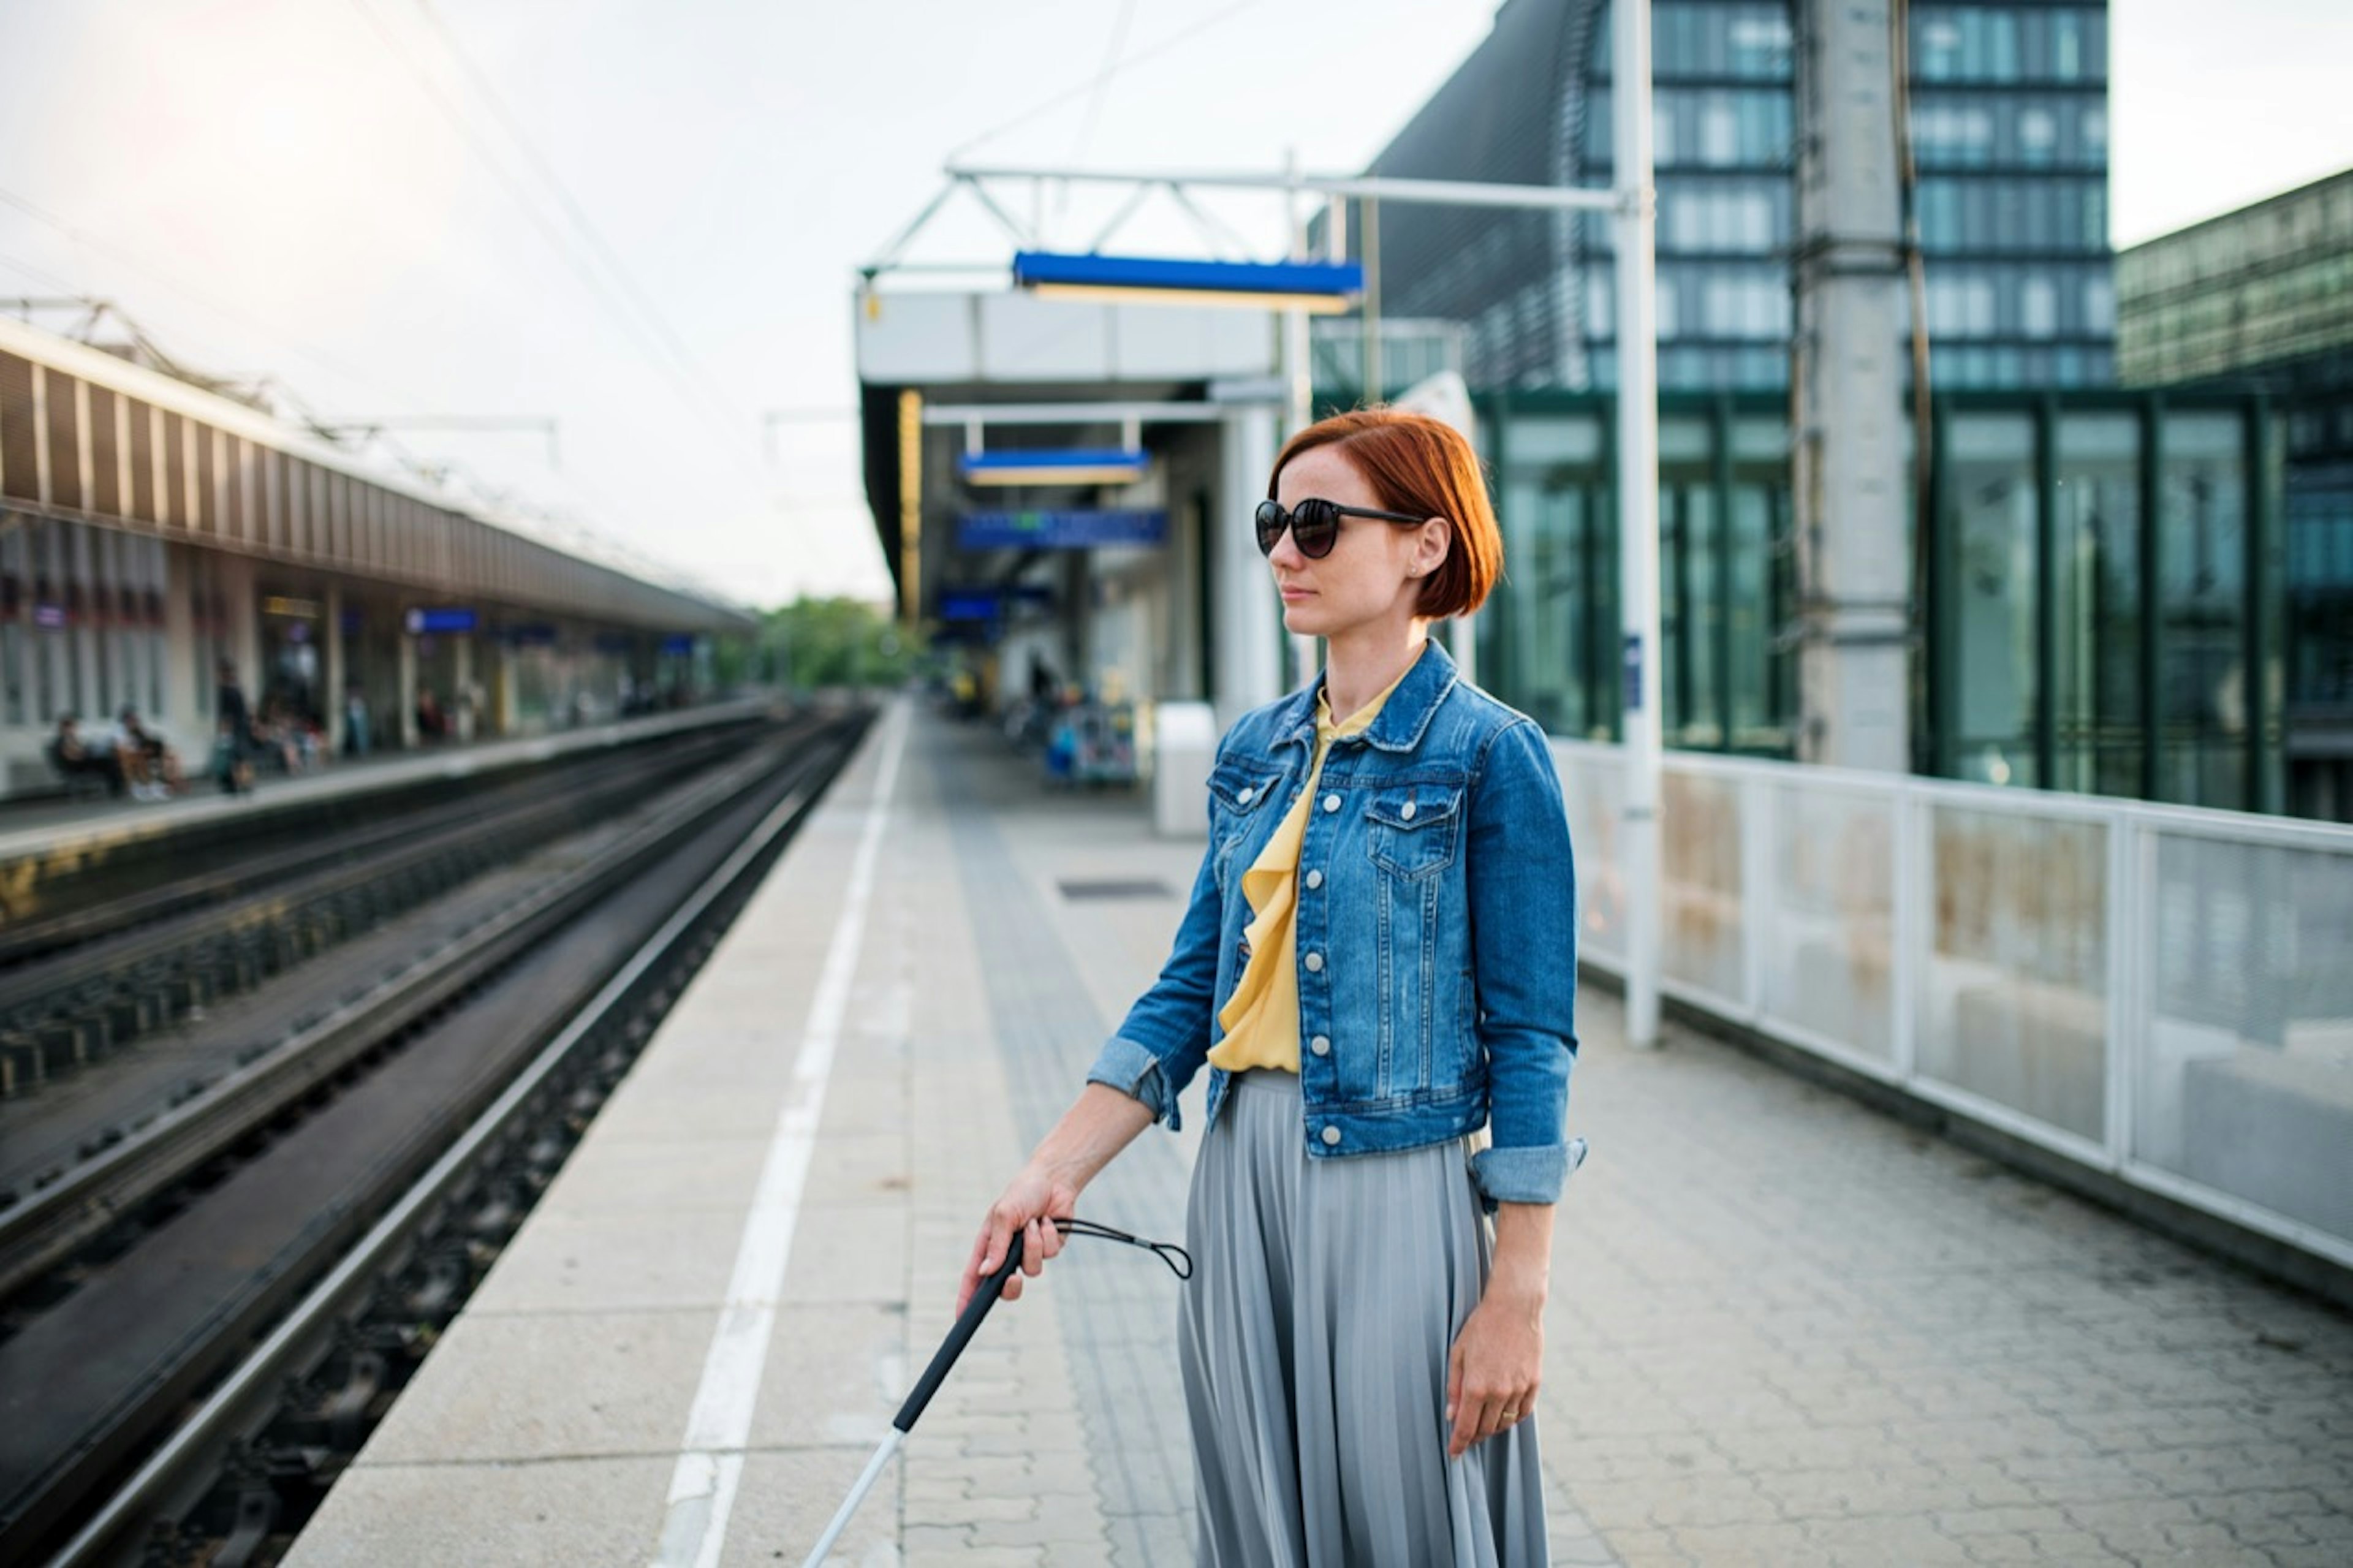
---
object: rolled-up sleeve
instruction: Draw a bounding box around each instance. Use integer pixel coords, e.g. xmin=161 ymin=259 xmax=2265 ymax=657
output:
xmin=1083 ymin=786 xmax=1226 ymax=1131
xmin=1464 ymin=719 xmax=1582 ymax=1206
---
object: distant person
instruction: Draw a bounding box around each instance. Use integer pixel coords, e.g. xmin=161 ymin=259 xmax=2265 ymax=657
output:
xmin=48 ymin=713 xmax=127 ymax=796
xmin=214 ymin=657 xmax=255 ymax=794
xmin=256 ymin=695 xmax=306 ymax=775
xmin=414 ymin=687 xmax=446 ymax=743
xmin=961 ymin=409 xmax=1576 ymax=1565
xmin=112 ymin=706 xmax=180 ymax=800
xmin=343 ymin=684 xmax=371 ymax=758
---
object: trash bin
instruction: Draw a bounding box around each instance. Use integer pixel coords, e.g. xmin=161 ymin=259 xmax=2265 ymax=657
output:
xmin=1153 ymin=701 xmax=1216 ymax=838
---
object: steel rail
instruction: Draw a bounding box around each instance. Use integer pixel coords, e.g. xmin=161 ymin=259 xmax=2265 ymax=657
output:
xmin=0 ymin=726 xmax=745 ymax=1043
xmin=39 ymin=718 xmax=863 ymax=1567
xmin=0 ymin=707 xmax=774 ymax=968
xmin=0 ymin=718 xmax=828 ymax=1302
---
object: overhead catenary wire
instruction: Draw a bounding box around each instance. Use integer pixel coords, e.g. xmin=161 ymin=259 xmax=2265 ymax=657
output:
xmin=402 ymin=1 xmax=761 ymax=465
xmin=1069 ymin=0 xmax=1139 ymax=169
xmin=946 ymin=0 xmax=1267 ymax=162
xmin=342 ymin=0 xmax=763 ymax=474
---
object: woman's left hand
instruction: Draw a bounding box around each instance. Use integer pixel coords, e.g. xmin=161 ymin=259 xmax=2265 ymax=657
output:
xmin=1445 ymin=1282 xmax=1544 ymax=1457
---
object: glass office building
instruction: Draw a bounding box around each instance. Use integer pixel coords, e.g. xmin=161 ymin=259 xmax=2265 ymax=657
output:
xmin=1305 ymin=1 xmax=2306 ymax=817
xmin=2118 ymin=169 xmax=2353 ymax=820
xmin=1347 ymin=0 xmax=2113 ymax=393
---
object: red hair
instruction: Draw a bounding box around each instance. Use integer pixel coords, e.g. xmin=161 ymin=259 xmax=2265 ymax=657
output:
xmin=1268 ymin=409 xmax=1501 ymax=618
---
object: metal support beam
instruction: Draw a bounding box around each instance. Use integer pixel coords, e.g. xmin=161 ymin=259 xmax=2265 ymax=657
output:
xmin=1615 ymin=0 xmax=1664 ymax=1050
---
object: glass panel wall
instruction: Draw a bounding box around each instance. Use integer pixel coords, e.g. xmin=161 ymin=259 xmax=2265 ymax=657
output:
xmin=1947 ymin=414 xmax=2039 ymax=786
xmin=2051 ymin=413 xmax=2142 ymax=796
xmin=1488 ymin=414 xmax=1612 ymax=740
xmin=1475 ymin=391 xmax=2276 ymax=812
xmin=2158 ymin=412 xmax=2249 ymax=809
xmin=1920 ymin=805 xmax=2109 ymax=1142
xmin=1480 ymin=396 xmax=1797 ymax=755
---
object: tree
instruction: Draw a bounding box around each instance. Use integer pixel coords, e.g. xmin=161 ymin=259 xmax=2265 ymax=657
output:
xmin=757 ymin=597 xmax=915 ymax=691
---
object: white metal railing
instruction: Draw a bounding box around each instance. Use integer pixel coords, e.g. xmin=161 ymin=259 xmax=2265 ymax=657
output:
xmin=1554 ymin=738 xmax=2353 ymax=1271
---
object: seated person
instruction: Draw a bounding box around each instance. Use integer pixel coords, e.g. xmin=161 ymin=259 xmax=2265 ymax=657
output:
xmin=113 ymin=706 xmax=181 ymax=800
xmin=47 ymin=714 xmax=127 ymax=796
xmin=252 ymin=697 xmax=306 ymax=775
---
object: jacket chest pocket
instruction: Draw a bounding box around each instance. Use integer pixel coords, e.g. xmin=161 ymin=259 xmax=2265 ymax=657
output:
xmin=1208 ymin=763 xmax=1282 ymax=885
xmin=1364 ymin=786 xmax=1463 ymax=881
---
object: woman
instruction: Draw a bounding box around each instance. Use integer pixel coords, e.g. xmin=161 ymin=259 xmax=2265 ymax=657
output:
xmin=960 ymin=409 xmax=1581 ymax=1566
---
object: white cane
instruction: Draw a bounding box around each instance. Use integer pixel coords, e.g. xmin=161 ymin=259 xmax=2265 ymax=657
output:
xmin=799 ymin=1229 xmax=1026 ymax=1567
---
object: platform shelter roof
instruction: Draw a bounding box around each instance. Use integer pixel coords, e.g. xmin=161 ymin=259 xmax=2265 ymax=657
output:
xmin=0 ymin=317 xmax=754 ymax=634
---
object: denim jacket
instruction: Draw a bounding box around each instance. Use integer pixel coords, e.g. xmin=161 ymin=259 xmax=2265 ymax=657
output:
xmin=1086 ymin=638 xmax=1583 ymax=1206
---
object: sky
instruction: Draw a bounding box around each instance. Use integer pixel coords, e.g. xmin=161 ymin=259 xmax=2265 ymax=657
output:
xmin=0 ymin=0 xmax=2346 ymax=612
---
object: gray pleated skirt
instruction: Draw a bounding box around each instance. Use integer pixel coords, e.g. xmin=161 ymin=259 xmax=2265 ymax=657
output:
xmin=1180 ymin=1071 xmax=1548 ymax=1567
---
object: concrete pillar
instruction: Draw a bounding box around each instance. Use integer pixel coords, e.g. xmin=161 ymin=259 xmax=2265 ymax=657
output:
xmin=397 ymin=619 xmax=417 ymax=749
xmin=494 ymin=642 xmax=518 ymax=734
xmin=162 ymin=542 xmax=199 ymax=725
xmin=1791 ymin=0 xmax=1912 ymax=771
xmin=453 ymin=634 xmax=475 ymax=741
xmin=217 ymin=553 xmax=260 ymax=700
xmin=324 ymin=582 xmax=346 ymax=754
xmin=1214 ymin=406 xmax=1284 ymax=725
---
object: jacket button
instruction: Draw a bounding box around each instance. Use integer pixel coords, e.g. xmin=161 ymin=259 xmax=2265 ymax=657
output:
xmin=1309 ymin=1034 xmax=1331 ymax=1056
xmin=1237 ymin=786 xmax=1254 ymax=804
xmin=1322 ymin=793 xmax=1341 ymax=813
xmin=1305 ymin=868 xmax=1324 ymax=890
xmin=1320 ymin=1125 xmax=1342 ymax=1146
xmin=1303 ymin=952 xmax=1324 ymax=973
xmin=1401 ymin=800 xmax=1417 ymax=820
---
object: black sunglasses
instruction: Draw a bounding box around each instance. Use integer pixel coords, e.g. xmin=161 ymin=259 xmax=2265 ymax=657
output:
xmin=1255 ymin=496 xmax=1427 ymax=559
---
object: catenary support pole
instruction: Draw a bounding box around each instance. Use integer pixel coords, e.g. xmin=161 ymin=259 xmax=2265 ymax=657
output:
xmin=1281 ymin=150 xmax=1319 ymax=692
xmin=1614 ymin=0 xmax=1664 ymax=1050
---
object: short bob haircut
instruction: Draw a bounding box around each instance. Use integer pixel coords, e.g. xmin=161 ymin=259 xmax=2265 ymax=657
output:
xmin=1268 ymin=408 xmax=1501 ymax=620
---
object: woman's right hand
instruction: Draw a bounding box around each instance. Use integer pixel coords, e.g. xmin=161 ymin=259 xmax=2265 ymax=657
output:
xmin=957 ymin=1164 xmax=1080 ymax=1312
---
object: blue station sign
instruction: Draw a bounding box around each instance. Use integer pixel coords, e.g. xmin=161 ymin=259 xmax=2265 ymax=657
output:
xmin=957 ymin=509 xmax=1169 ymax=551
xmin=405 ymin=606 xmax=479 ymax=635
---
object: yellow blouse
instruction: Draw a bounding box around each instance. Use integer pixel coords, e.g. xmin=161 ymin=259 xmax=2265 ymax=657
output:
xmin=1208 ymin=662 xmax=1413 ymax=1074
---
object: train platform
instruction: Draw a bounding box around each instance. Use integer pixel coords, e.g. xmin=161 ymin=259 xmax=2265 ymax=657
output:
xmin=0 ymin=700 xmax=775 ymax=908
xmin=284 ymin=699 xmax=2353 ymax=1568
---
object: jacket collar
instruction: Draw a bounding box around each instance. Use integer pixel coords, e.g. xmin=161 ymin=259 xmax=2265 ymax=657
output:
xmin=1271 ymin=635 xmax=1460 ymax=758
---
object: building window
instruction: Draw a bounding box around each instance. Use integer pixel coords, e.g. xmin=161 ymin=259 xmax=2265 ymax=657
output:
xmin=1929 ymin=273 xmax=1998 ymax=338
xmin=1913 ymin=102 xmax=1995 ymax=168
xmin=2022 ymin=277 xmax=2059 ymax=338
xmin=2085 ymin=275 xmax=2116 ymax=333
xmin=1662 ymin=186 xmax=1776 ymax=252
xmin=2018 ymin=107 xmax=2057 ymax=167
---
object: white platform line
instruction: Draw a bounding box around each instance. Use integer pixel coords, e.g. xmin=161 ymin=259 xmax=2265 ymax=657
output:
xmin=652 ymin=703 xmax=907 ymax=1568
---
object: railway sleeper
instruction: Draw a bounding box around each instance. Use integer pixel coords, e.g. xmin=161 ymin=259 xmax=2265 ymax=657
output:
xmin=381 ymin=1244 xmax=471 ymax=1325
xmin=37 ymin=1022 xmax=91 ymax=1075
xmin=1 ymin=1036 xmax=42 ymax=1099
xmin=206 ymin=1479 xmax=281 ymax=1568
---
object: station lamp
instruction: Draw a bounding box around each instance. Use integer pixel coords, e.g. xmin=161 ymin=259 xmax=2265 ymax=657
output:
xmin=1010 ymin=251 xmax=1363 ymax=314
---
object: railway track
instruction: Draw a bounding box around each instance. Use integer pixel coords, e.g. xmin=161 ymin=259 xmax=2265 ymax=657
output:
xmin=0 ymin=721 xmax=759 ymax=1105
xmin=0 ymin=703 xmax=871 ymax=1566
